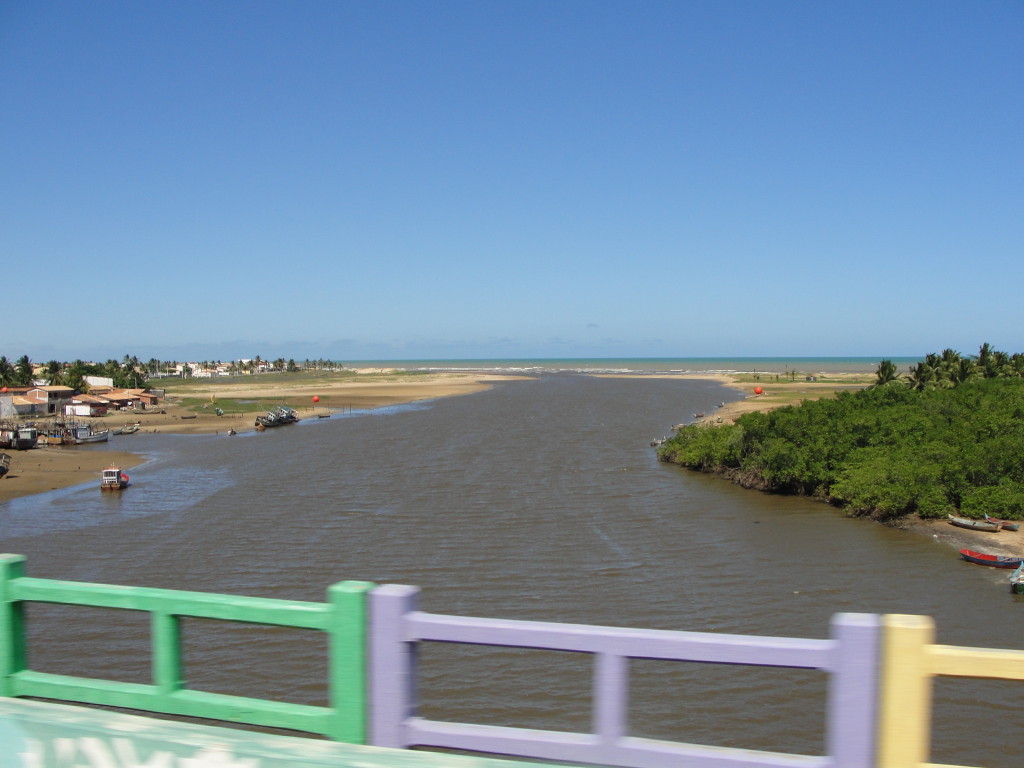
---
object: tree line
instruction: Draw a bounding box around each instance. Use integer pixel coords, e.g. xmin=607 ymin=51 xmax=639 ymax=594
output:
xmin=0 ymin=355 xmax=147 ymax=391
xmin=0 ymin=353 xmax=349 ymax=391
xmin=657 ymin=344 xmax=1024 ymax=521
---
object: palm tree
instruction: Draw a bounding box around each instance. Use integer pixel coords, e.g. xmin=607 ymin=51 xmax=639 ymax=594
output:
xmin=976 ymin=342 xmax=1001 ymax=378
xmin=1011 ymin=354 xmax=1024 ymax=378
xmin=948 ymin=358 xmax=977 ymax=386
xmin=43 ymin=360 xmax=64 ymax=386
xmin=64 ymin=361 xmax=88 ymax=393
xmin=872 ymin=359 xmax=901 ymax=387
xmin=14 ymin=355 xmax=33 ymax=386
xmin=906 ymin=361 xmax=935 ymax=391
xmin=0 ymin=356 xmax=13 ymax=387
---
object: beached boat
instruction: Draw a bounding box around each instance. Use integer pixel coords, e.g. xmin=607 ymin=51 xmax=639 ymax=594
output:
xmin=1010 ymin=562 xmax=1024 ymax=594
xmin=100 ymin=466 xmax=130 ymax=491
xmin=74 ymin=424 xmax=109 ymax=444
xmin=13 ymin=426 xmax=37 ymax=451
xmin=255 ymin=411 xmax=284 ymax=428
xmin=959 ymin=549 xmax=1024 ymax=568
xmin=255 ymin=406 xmax=299 ymax=429
xmin=947 ymin=514 xmax=1001 ymax=533
xmin=0 ymin=424 xmax=16 ymax=449
xmin=113 ymin=423 xmax=141 ymax=435
xmin=984 ymin=514 xmax=1022 ymax=532
xmin=0 ymin=452 xmax=10 ymax=479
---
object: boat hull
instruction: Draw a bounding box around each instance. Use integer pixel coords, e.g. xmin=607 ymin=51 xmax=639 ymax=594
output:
xmin=959 ymin=549 xmax=1024 ymax=568
xmin=1012 ymin=564 xmax=1024 ymax=594
xmin=984 ymin=514 xmax=1022 ymax=532
xmin=947 ymin=515 xmax=1001 ymax=532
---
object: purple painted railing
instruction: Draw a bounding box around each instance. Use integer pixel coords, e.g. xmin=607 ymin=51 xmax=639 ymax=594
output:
xmin=369 ymin=585 xmax=880 ymax=768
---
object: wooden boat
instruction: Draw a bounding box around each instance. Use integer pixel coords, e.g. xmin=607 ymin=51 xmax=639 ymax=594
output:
xmin=984 ymin=514 xmax=1022 ymax=532
xmin=100 ymin=466 xmax=130 ymax=490
xmin=1010 ymin=562 xmax=1024 ymax=595
xmin=113 ymin=423 xmax=141 ymax=435
xmin=74 ymin=425 xmax=110 ymax=444
xmin=0 ymin=452 xmax=10 ymax=479
xmin=959 ymin=549 xmax=1024 ymax=568
xmin=947 ymin=514 xmax=1001 ymax=532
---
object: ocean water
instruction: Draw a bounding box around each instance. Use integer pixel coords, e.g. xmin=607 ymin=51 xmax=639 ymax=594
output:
xmin=340 ymin=357 xmax=916 ymax=375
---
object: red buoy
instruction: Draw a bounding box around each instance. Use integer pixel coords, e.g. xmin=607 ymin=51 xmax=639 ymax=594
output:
xmin=312 ymin=396 xmax=320 ymax=403
xmin=754 ymin=386 xmax=763 ymax=395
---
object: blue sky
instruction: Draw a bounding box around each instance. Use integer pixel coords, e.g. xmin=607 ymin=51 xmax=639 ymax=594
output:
xmin=2 ymin=1 xmax=1022 ymax=363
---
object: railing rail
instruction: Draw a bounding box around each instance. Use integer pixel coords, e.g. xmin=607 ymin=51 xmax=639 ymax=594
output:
xmin=4 ymin=554 xmax=1023 ymax=768
xmin=876 ymin=614 xmax=1024 ymax=768
xmin=0 ymin=553 xmax=372 ymax=743
xmin=369 ymin=584 xmax=880 ymax=768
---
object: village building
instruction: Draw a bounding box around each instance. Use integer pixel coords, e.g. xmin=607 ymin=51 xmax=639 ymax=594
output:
xmin=24 ymin=386 xmax=77 ymax=415
xmin=65 ymin=394 xmax=112 ymax=418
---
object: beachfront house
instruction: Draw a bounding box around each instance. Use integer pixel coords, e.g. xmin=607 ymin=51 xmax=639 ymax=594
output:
xmin=65 ymin=394 xmax=112 ymax=418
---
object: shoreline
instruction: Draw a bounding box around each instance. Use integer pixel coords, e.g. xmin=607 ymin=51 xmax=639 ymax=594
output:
xmin=0 ymin=372 xmax=527 ymax=504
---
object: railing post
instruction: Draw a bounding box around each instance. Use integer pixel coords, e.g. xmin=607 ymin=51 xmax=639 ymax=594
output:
xmin=326 ymin=579 xmax=374 ymax=743
xmin=152 ymin=611 xmax=183 ymax=696
xmin=593 ymin=652 xmax=628 ymax=745
xmin=877 ymin=614 xmax=935 ymax=768
xmin=0 ymin=554 xmax=28 ymax=697
xmin=826 ymin=613 xmax=881 ymax=768
xmin=368 ymin=583 xmax=420 ymax=748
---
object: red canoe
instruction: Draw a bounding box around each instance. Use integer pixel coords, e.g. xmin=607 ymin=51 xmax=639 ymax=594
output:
xmin=959 ymin=549 xmax=1024 ymax=568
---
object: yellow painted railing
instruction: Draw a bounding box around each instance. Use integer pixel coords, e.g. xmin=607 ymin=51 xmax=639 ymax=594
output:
xmin=877 ymin=614 xmax=1024 ymax=768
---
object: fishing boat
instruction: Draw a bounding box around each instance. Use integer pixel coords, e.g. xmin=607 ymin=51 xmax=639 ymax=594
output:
xmin=13 ymin=425 xmax=37 ymax=451
xmin=255 ymin=406 xmax=299 ymax=429
xmin=947 ymin=514 xmax=1001 ymax=533
xmin=959 ymin=549 xmax=1024 ymax=568
xmin=0 ymin=423 xmax=17 ymax=449
xmin=255 ymin=411 xmax=284 ymax=428
xmin=0 ymin=452 xmax=10 ymax=479
xmin=1010 ymin=562 xmax=1024 ymax=595
xmin=100 ymin=466 xmax=130 ymax=491
xmin=73 ymin=424 xmax=110 ymax=444
xmin=113 ymin=423 xmax=141 ymax=435
xmin=984 ymin=514 xmax=1022 ymax=532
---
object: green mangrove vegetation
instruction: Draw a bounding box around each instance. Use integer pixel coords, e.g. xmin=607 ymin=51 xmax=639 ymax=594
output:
xmin=657 ymin=345 xmax=1024 ymax=522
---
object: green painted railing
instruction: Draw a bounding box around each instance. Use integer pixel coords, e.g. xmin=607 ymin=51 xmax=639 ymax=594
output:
xmin=0 ymin=554 xmax=372 ymax=743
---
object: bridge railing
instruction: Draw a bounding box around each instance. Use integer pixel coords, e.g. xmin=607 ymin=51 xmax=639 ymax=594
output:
xmin=5 ymin=553 xmax=1024 ymax=768
xmin=369 ymin=584 xmax=881 ymax=768
xmin=876 ymin=614 xmax=1024 ymax=768
xmin=0 ymin=553 xmax=372 ymax=742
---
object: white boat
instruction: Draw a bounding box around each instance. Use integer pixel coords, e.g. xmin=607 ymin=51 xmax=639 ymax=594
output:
xmin=100 ymin=466 xmax=129 ymax=490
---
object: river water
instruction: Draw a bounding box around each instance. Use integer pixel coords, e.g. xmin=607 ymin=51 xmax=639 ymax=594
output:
xmin=1 ymin=374 xmax=1020 ymax=766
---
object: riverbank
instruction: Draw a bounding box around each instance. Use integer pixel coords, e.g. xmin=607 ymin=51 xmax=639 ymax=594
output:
xmin=0 ymin=371 xmax=526 ymax=504
xmin=643 ymin=372 xmax=1024 ymax=558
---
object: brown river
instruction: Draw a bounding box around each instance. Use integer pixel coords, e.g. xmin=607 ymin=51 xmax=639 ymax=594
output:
xmin=1 ymin=374 xmax=1021 ymax=766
